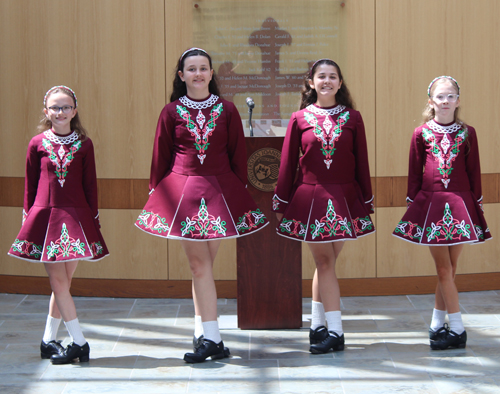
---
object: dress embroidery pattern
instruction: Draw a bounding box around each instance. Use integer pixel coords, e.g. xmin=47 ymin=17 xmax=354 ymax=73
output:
xmin=394 ymin=220 xmax=424 ymax=241
xmin=422 ymin=125 xmax=467 ymax=189
xmin=42 ymin=134 xmax=82 ymax=187
xmin=90 ymin=242 xmax=104 ymax=256
xmin=279 ymin=218 xmax=307 ymax=239
xmin=236 ymin=209 xmax=266 ymax=234
xmin=180 ymin=198 xmax=227 ymax=237
xmin=11 ymin=239 xmax=43 ymax=258
xmin=304 ymin=110 xmax=350 ymax=169
xmin=352 ymin=216 xmax=374 ymax=235
xmin=46 ymin=223 xmax=86 ymax=259
xmin=137 ymin=210 xmax=170 ymax=234
xmin=426 ymin=203 xmax=471 ymax=243
xmin=310 ymin=199 xmax=352 ymax=240
xmin=176 ymin=103 xmax=224 ymax=164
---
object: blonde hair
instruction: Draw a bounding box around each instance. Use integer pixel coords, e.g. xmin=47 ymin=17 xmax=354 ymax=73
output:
xmin=421 ymin=78 xmax=465 ymax=128
xmin=37 ymin=86 xmax=88 ymax=140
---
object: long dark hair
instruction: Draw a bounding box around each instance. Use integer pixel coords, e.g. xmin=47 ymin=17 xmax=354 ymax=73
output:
xmin=169 ymin=49 xmax=222 ymax=102
xmin=300 ymin=59 xmax=355 ymax=110
xmin=37 ymin=87 xmax=88 ymax=141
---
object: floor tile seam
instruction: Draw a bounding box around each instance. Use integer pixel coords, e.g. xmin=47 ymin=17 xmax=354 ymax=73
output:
xmin=276 ymin=359 xmax=281 ymax=392
xmin=112 ymin=327 xmax=126 ymax=352
xmin=173 ymin=304 xmax=181 ymax=327
xmin=11 ymin=295 xmax=29 ymax=312
xmin=126 ymin=299 xmax=138 ymax=319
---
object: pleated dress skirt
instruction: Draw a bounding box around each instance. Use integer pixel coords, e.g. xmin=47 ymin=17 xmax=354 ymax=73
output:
xmin=276 ymin=181 xmax=375 ymax=242
xmin=9 ymin=205 xmax=109 ymax=262
xmin=393 ymin=190 xmax=491 ymax=245
xmin=135 ymin=170 xmax=268 ymax=240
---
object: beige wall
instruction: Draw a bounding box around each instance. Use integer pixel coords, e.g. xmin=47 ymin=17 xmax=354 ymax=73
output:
xmin=1 ymin=0 xmax=499 ymax=283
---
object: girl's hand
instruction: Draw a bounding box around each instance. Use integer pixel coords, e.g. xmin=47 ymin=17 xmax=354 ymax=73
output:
xmin=276 ymin=213 xmax=283 ymax=222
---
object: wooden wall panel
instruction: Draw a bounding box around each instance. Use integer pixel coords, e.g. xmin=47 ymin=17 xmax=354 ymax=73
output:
xmin=342 ymin=0 xmax=376 ymax=174
xmin=0 ymin=0 xmax=165 ymax=179
xmin=376 ymin=0 xmax=500 ymax=177
xmin=376 ymin=207 xmax=436 ymax=277
xmin=377 ymin=204 xmax=500 ymax=278
xmin=76 ymin=210 xmax=169 ymax=280
xmin=167 ymin=239 xmax=237 ymax=280
xmin=0 ymin=207 xmax=48 ymax=277
xmin=459 ymin=203 xmax=500 ymax=274
xmin=165 ymin=0 xmax=194 ymax=99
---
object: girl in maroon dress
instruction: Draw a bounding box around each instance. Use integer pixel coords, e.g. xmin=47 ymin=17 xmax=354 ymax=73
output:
xmin=272 ymin=59 xmax=375 ymax=354
xmin=393 ymin=76 xmax=491 ymax=350
xmin=135 ymin=48 xmax=268 ymax=363
xmin=8 ymin=86 xmax=109 ymax=364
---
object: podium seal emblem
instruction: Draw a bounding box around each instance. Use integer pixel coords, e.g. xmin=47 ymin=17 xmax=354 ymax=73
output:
xmin=247 ymin=148 xmax=281 ymax=192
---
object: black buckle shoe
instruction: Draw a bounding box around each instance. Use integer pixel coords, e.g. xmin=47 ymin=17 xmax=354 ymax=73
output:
xmin=51 ymin=342 xmax=90 ymax=364
xmin=40 ymin=340 xmax=64 ymax=359
xmin=309 ymin=331 xmax=345 ymax=354
xmin=429 ymin=324 xmax=449 ymax=341
xmin=309 ymin=325 xmax=329 ymax=345
xmin=193 ymin=335 xmax=204 ymax=351
xmin=430 ymin=328 xmax=467 ymax=350
xmin=193 ymin=335 xmax=230 ymax=357
xmin=184 ymin=339 xmax=230 ymax=363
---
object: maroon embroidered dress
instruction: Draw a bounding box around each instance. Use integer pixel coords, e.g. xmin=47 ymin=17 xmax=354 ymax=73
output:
xmin=393 ymin=120 xmax=491 ymax=245
xmin=272 ymin=104 xmax=375 ymax=242
xmin=8 ymin=130 xmax=109 ymax=262
xmin=135 ymin=94 xmax=268 ymax=240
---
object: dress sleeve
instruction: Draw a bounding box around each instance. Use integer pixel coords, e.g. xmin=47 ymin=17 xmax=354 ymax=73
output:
xmin=406 ymin=128 xmax=425 ymax=207
xmin=272 ymin=113 xmax=300 ymax=213
xmin=226 ymin=102 xmax=247 ymax=186
xmin=23 ymin=138 xmax=40 ymax=224
xmin=82 ymin=138 xmax=99 ymax=223
xmin=465 ymin=126 xmax=483 ymax=207
xmin=352 ymin=111 xmax=374 ymax=213
xmin=149 ymin=106 xmax=174 ymax=192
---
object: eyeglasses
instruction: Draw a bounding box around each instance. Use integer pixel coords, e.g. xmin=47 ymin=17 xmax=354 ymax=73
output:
xmin=47 ymin=105 xmax=74 ymax=114
xmin=432 ymin=94 xmax=459 ymax=103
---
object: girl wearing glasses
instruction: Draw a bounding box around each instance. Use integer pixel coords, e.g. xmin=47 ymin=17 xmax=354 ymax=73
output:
xmin=272 ymin=59 xmax=375 ymax=354
xmin=135 ymin=48 xmax=268 ymax=363
xmin=8 ymin=86 xmax=108 ymax=364
xmin=393 ymin=76 xmax=491 ymax=350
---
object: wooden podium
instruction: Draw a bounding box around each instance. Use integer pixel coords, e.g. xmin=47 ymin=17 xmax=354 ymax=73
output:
xmin=236 ymin=137 xmax=302 ymax=329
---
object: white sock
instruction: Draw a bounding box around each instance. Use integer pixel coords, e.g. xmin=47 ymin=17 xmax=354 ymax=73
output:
xmin=42 ymin=315 xmax=62 ymax=343
xmin=202 ymin=320 xmax=221 ymax=344
xmin=194 ymin=315 xmax=204 ymax=339
xmin=311 ymin=301 xmax=326 ymax=330
xmin=430 ymin=308 xmax=447 ymax=331
xmin=325 ymin=310 xmax=343 ymax=336
xmin=448 ymin=312 xmax=465 ymax=335
xmin=64 ymin=318 xmax=86 ymax=346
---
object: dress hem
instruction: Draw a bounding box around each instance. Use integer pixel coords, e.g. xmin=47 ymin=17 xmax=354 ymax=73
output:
xmin=134 ymin=221 xmax=269 ymax=241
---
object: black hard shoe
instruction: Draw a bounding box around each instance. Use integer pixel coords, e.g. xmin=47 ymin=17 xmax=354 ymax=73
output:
xmin=309 ymin=325 xmax=329 ymax=345
xmin=184 ymin=339 xmax=230 ymax=363
xmin=40 ymin=340 xmax=64 ymax=359
xmin=193 ymin=335 xmax=204 ymax=351
xmin=430 ymin=329 xmax=467 ymax=350
xmin=193 ymin=335 xmax=230 ymax=357
xmin=309 ymin=331 xmax=345 ymax=354
xmin=429 ymin=324 xmax=449 ymax=341
xmin=51 ymin=342 xmax=90 ymax=364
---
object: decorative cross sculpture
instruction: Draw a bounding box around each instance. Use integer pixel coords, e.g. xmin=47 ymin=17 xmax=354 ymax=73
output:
xmin=217 ymin=17 xmax=313 ymax=119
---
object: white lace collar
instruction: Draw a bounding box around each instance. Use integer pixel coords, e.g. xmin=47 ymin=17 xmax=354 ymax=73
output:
xmin=306 ymin=104 xmax=346 ymax=117
xmin=179 ymin=94 xmax=219 ymax=109
xmin=427 ymin=120 xmax=462 ymax=134
xmin=43 ymin=130 xmax=79 ymax=145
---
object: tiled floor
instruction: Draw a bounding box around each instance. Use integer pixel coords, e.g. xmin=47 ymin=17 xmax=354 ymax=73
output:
xmin=1 ymin=291 xmax=500 ymax=393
